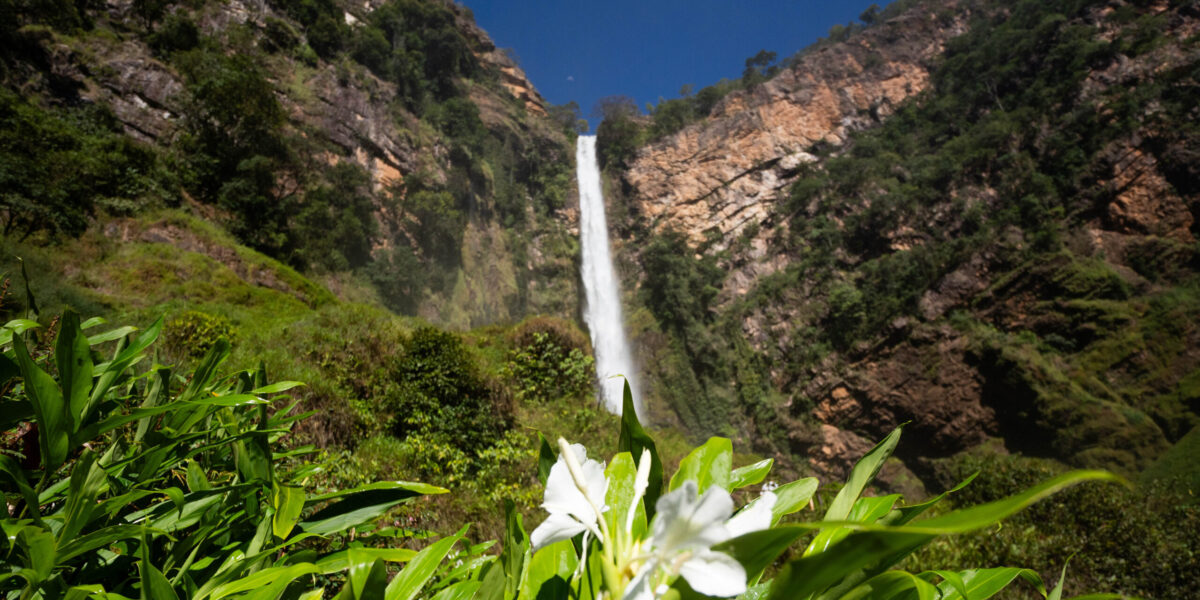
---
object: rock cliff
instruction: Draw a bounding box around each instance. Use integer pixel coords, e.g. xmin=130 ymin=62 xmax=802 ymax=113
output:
xmin=13 ymin=0 xmax=578 ymax=328
xmin=615 ymin=0 xmax=1200 ymax=484
xmin=623 ymin=2 xmax=967 ymax=251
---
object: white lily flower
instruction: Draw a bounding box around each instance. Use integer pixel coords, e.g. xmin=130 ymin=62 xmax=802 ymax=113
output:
xmin=530 ymin=440 xmax=610 ymax=550
xmin=623 ymin=482 xmax=776 ymax=600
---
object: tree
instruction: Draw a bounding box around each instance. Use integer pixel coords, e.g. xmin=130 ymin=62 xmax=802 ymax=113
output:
xmin=742 ymin=49 xmax=778 ymax=85
xmin=548 ymin=100 xmax=587 ymax=134
xmin=860 ymin=3 xmax=881 ymax=25
xmin=293 ymin=162 xmax=378 ymax=271
xmin=591 ymin=95 xmax=639 ymax=121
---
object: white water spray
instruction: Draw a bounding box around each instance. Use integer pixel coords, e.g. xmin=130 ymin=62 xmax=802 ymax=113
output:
xmin=576 ymin=135 xmax=640 ymax=415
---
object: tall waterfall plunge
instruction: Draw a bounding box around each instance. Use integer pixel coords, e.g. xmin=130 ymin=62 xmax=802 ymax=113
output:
xmin=576 ymin=135 xmax=640 ymax=415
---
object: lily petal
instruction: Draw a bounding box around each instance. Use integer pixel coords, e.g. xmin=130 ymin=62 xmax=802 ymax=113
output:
xmin=543 ymin=460 xmax=586 ymax=513
xmin=726 ymin=491 xmax=776 ymax=538
xmin=653 ymin=481 xmax=734 ymax=552
xmin=686 ymin=485 xmax=735 ymax=547
xmin=679 ymin=548 xmax=747 ymax=598
xmin=622 ymin=558 xmax=658 ymax=600
xmin=531 ymin=511 xmax=588 ymax=550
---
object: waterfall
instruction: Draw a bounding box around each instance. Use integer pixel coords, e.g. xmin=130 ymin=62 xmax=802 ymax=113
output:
xmin=576 ymin=135 xmax=640 ymax=415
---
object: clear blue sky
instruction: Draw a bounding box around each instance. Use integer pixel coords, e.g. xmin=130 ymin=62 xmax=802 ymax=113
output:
xmin=461 ymin=1 xmax=893 ymax=126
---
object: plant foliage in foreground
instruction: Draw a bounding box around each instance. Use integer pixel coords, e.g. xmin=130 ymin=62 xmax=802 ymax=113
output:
xmin=492 ymin=384 xmax=1125 ymax=600
xmin=0 ymin=312 xmax=455 ymax=599
xmin=1 ymin=311 xmax=1128 ymax=599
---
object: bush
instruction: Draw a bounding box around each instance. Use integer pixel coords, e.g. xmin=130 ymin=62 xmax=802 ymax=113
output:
xmin=291 ymin=162 xmax=378 ymax=272
xmin=0 ymin=90 xmax=163 ymax=239
xmin=390 ymin=327 xmax=513 ymax=460
xmin=911 ymin=450 xmax=1200 ymax=598
xmin=504 ymin=330 xmax=594 ymax=404
xmin=147 ymin=12 xmax=199 ymax=55
xmin=165 ymin=309 xmax=237 ymax=358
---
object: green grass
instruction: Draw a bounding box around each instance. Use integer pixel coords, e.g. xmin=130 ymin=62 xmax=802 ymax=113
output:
xmin=1140 ymin=425 xmax=1200 ymax=493
xmin=0 ymin=210 xmax=716 ymax=543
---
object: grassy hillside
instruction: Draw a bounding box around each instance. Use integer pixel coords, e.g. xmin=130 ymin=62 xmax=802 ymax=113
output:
xmin=1 ymin=209 xmax=710 ymax=543
xmin=0 ymin=0 xmax=581 ymax=328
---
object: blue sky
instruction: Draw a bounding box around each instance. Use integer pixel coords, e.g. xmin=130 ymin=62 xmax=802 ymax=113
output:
xmin=461 ymin=1 xmax=893 ymax=126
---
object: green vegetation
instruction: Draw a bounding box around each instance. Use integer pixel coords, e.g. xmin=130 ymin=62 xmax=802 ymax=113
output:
xmin=604 ymin=3 xmax=1198 ymax=596
xmin=1 ymin=0 xmax=577 ymax=322
xmin=0 ymin=89 xmax=165 ymax=239
xmin=910 ymin=449 xmax=1199 ymax=598
xmin=0 ymin=311 xmax=457 ymax=598
xmin=0 ymin=309 xmax=1130 ymax=598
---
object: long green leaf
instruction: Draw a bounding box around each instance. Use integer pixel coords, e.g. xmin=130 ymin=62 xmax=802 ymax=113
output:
xmin=272 ymin=484 xmax=306 ymax=539
xmin=716 ymin=526 xmax=808 ymax=581
xmin=247 ymin=381 xmax=305 ymax=395
xmin=13 ymin=332 xmax=69 ymax=472
xmin=57 ymin=525 xmax=151 ymax=563
xmin=804 ymin=427 xmax=902 ymax=557
xmin=730 ymin=458 xmax=773 ymax=490
xmin=887 ymin=472 xmax=979 ymax=526
xmin=500 ymin=501 xmax=529 ymax=600
xmin=86 ymin=326 xmax=138 ymax=345
xmin=767 ymin=470 xmax=1119 ymax=600
xmin=431 ymin=581 xmax=482 ymax=600
xmin=824 ymin=427 xmax=902 ymax=523
xmin=208 ymin=564 xmax=322 ymax=600
xmin=604 ymin=452 xmax=642 ymax=541
xmin=917 ymin=471 xmax=1124 ymax=533
xmin=384 ymin=533 xmax=462 ymax=600
xmin=743 ymin=477 xmax=818 ymax=526
xmin=87 ymin=316 xmax=162 ymax=422
xmin=669 ymin=437 xmax=732 ymax=493
xmin=932 ymin=568 xmax=1046 ymax=600
xmin=617 ymin=380 xmax=663 ymax=519
xmin=314 ymin=548 xmax=418 ymax=574
xmin=347 ymin=556 xmax=389 ymax=600
xmin=18 ymin=525 xmax=57 ymax=584
xmin=302 ymin=482 xmax=444 ymax=536
xmin=139 ymin=560 xmax=180 ymax=600
xmin=841 ymin=570 xmax=938 ymax=600
xmin=307 ymin=481 xmax=448 ymax=503
xmin=808 ymin=494 xmax=900 ymax=556
xmin=56 ymin=311 xmax=93 ymax=434
xmin=59 ymin=450 xmax=108 ymax=543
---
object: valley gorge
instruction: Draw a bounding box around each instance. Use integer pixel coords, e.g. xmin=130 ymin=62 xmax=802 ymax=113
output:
xmin=1 ymin=0 xmax=1198 ymax=596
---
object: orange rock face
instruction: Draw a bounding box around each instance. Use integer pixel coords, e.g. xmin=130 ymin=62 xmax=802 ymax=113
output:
xmin=623 ymin=4 xmax=968 ymax=250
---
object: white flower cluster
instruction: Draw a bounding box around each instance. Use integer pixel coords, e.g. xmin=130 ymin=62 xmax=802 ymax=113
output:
xmin=530 ymin=439 xmax=776 ymax=600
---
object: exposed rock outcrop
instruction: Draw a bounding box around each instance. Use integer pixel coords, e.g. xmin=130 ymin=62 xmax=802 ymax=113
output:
xmin=623 ymin=3 xmax=969 ymax=250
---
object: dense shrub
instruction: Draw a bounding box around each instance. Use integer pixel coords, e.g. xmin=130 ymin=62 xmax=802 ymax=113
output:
xmin=165 ymin=309 xmax=237 ymax=358
xmin=504 ymin=329 xmax=594 ymax=404
xmin=291 ymin=162 xmax=378 ymax=272
xmin=348 ymin=0 xmax=479 ymax=110
xmin=390 ymin=327 xmax=513 ymax=459
xmin=911 ymin=450 xmax=1200 ymax=599
xmin=0 ymin=89 xmax=163 ymax=239
xmin=174 ymin=48 xmax=294 ymax=254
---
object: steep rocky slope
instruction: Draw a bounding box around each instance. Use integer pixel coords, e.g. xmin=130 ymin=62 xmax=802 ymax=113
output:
xmin=606 ymin=0 xmax=1200 ymax=486
xmin=624 ymin=3 xmax=967 ymax=251
xmin=1 ymin=0 xmax=580 ymax=328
